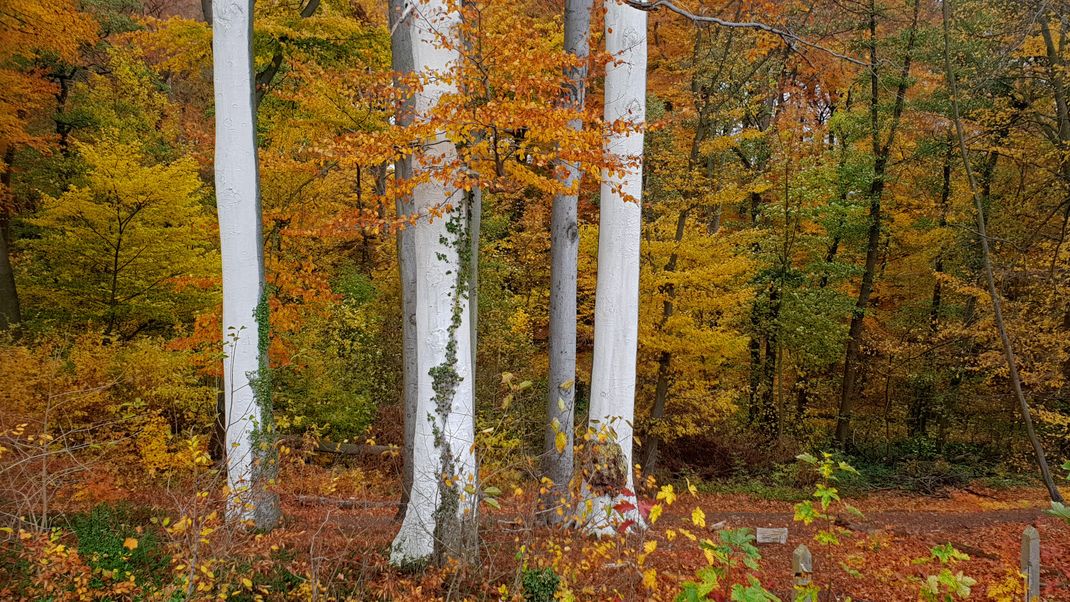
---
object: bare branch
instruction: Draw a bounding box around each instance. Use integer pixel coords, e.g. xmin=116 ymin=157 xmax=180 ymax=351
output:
xmin=623 ymin=0 xmax=870 ymax=67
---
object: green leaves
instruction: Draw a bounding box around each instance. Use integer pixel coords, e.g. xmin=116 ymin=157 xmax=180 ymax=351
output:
xmin=1051 ymin=462 xmax=1070 ymax=525
xmin=481 ymin=485 xmax=502 ymax=509
xmin=25 ymin=137 xmax=217 ymax=335
xmin=813 ymin=483 xmax=840 ymax=511
xmin=793 ymin=500 xmax=819 ymax=525
xmin=730 ymin=577 xmax=781 ymax=602
xmin=676 ymin=529 xmax=772 ymax=601
xmin=930 ymin=543 xmax=970 ymax=565
xmin=917 ymin=544 xmax=975 ymax=601
xmin=1049 ymin=501 xmax=1070 ymax=524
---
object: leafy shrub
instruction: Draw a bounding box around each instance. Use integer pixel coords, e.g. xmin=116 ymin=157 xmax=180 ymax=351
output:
xmin=917 ymin=543 xmax=976 ymax=601
xmin=676 ymin=528 xmax=777 ymax=602
xmin=68 ymin=503 xmax=168 ymax=587
xmin=521 ymin=567 xmax=560 ymax=602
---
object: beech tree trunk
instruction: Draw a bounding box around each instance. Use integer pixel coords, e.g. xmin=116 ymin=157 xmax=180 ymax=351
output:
xmin=212 ymin=0 xmax=280 ymax=530
xmin=388 ymin=0 xmax=418 ymax=523
xmin=541 ymin=0 xmax=593 ymax=525
xmin=584 ymin=0 xmax=647 ymax=535
xmin=390 ymin=0 xmax=478 ymax=566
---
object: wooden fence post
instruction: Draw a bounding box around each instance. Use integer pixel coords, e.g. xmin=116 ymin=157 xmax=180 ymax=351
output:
xmin=1021 ymin=525 xmax=1039 ymax=602
xmin=793 ymin=544 xmax=815 ymax=602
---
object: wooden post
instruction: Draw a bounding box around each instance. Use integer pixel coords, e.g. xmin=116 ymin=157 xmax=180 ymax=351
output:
xmin=793 ymin=544 xmax=815 ymax=602
xmin=1021 ymin=525 xmax=1039 ymax=602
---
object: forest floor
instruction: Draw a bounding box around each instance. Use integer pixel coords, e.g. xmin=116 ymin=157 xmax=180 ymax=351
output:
xmin=275 ymin=482 xmax=1070 ymax=601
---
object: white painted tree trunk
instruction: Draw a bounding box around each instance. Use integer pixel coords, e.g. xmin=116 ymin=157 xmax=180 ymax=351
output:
xmin=584 ymin=0 xmax=647 ymax=536
xmin=212 ymin=0 xmax=280 ymax=530
xmin=390 ymin=0 xmax=478 ymax=566
xmin=542 ymin=0 xmax=593 ymax=523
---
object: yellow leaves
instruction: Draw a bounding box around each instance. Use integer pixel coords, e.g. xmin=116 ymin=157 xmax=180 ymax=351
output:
xmin=699 ymin=128 xmax=766 ymax=155
xmin=28 ymin=137 xmax=218 ymax=332
xmin=656 ymin=484 xmax=677 ymax=506
xmin=985 ymin=569 xmax=1024 ymax=602
xmin=691 ymin=507 xmax=706 ymax=528
xmin=702 ymin=541 xmax=718 ymax=566
xmin=648 ymin=503 xmax=664 ymax=524
xmin=1016 ymin=34 xmax=1048 ymax=58
xmin=638 ymin=540 xmax=658 ymax=575
xmin=642 ymin=567 xmax=658 ymax=590
xmin=123 ymin=537 xmax=138 ymax=551
xmin=168 ymin=516 xmax=191 ymax=535
xmin=136 ymin=415 xmax=173 ymax=476
xmin=555 ymin=431 xmax=567 ymax=454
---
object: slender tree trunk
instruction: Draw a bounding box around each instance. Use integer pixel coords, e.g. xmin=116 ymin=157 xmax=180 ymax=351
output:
xmin=929 ymin=146 xmax=952 ymax=331
xmin=644 ymin=29 xmax=720 ymax=473
xmin=460 ymin=0 xmax=482 ymax=406
xmin=584 ymin=0 xmax=647 ymax=535
xmin=541 ymin=0 xmax=593 ymax=524
xmin=835 ymin=0 xmax=919 ymax=447
xmin=388 ymin=0 xmax=418 ymax=522
xmin=757 ymin=285 xmax=781 ymax=437
xmin=818 ymin=92 xmax=852 ymax=290
xmin=746 ymin=187 xmax=764 ymax=423
xmin=212 ymin=0 xmax=280 ymax=530
xmin=643 ymin=207 xmax=689 ymax=476
xmin=943 ymin=0 xmax=1064 ymax=503
xmin=0 ymin=146 xmax=21 ymax=330
xmin=468 ymin=185 xmax=480 ymax=398
xmin=909 ymin=142 xmax=952 ymax=438
xmin=747 ymin=314 xmax=762 ymax=422
xmin=390 ymin=0 xmax=478 ymax=566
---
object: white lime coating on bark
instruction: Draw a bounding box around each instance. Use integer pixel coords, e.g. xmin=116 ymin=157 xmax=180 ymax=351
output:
xmin=390 ymin=0 xmax=478 ymax=566
xmin=212 ymin=0 xmax=277 ymax=528
xmin=585 ymin=0 xmax=647 ymax=534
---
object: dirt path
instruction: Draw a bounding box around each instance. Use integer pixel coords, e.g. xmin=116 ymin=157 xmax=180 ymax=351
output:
xmin=716 ymin=507 xmax=1046 ymax=533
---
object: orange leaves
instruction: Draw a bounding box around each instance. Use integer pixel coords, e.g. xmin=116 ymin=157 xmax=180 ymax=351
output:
xmin=0 ymin=0 xmax=97 ymax=151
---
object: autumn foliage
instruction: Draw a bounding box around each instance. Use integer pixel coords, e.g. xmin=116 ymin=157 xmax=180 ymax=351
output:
xmin=1 ymin=0 xmax=1070 ymax=599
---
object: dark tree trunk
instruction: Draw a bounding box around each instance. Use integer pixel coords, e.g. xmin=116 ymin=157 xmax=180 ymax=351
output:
xmin=0 ymin=147 xmax=21 ymax=331
xmin=388 ymin=0 xmax=418 ymax=521
xmin=643 ymin=207 xmax=690 ymax=475
xmin=943 ymin=2 xmax=1064 ymax=503
xmin=835 ymin=0 xmax=920 ymax=447
xmin=908 ymin=142 xmax=953 ymax=439
xmin=756 ymin=286 xmax=781 ymax=438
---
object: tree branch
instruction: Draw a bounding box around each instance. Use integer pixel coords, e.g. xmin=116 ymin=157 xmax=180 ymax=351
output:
xmin=623 ymin=0 xmax=870 ymax=67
